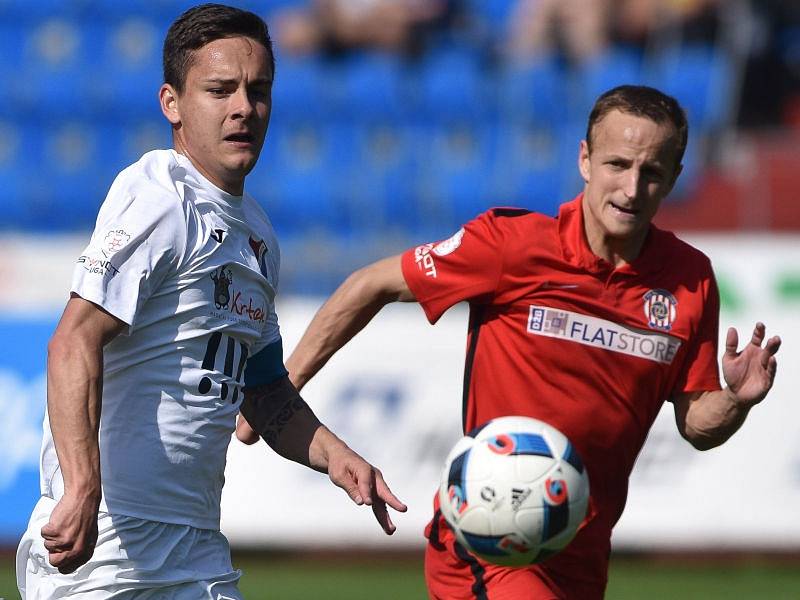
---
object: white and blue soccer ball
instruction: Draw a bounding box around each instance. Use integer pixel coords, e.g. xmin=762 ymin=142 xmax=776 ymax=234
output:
xmin=439 ymin=416 xmax=590 ymax=567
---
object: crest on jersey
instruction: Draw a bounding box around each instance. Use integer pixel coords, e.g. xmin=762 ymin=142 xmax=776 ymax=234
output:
xmin=248 ymin=236 xmax=269 ymax=280
xmin=210 ymin=265 xmax=233 ymax=309
xmin=643 ymin=289 xmax=678 ymax=331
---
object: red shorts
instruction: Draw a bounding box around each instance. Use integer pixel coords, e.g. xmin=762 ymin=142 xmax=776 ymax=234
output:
xmin=424 ymin=509 xmax=607 ymax=600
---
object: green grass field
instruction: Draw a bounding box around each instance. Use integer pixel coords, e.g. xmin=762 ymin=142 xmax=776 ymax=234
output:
xmin=3 ymin=552 xmax=799 ymax=599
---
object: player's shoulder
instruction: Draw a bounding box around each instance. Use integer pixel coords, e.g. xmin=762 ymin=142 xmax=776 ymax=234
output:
xmin=652 ymin=225 xmax=713 ymax=272
xmin=107 ymin=149 xmax=187 ymax=218
xmin=469 ymin=206 xmax=556 ymax=243
xmin=476 ymin=206 xmax=554 ymax=228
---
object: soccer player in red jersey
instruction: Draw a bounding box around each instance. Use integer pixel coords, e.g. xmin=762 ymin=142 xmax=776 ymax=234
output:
xmin=238 ymin=85 xmax=782 ymax=599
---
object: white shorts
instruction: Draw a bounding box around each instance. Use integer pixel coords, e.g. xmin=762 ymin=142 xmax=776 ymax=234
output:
xmin=17 ymin=496 xmax=242 ymax=600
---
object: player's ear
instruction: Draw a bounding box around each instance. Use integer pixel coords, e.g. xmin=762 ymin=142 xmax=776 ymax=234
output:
xmin=578 ymin=139 xmax=591 ymax=183
xmin=159 ymin=84 xmax=181 ymax=125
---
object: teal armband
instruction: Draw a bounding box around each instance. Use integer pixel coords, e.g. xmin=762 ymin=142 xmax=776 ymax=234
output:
xmin=244 ymin=339 xmax=289 ymax=388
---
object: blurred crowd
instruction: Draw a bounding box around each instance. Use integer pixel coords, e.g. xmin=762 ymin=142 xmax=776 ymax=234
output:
xmin=268 ymin=0 xmax=800 ymax=130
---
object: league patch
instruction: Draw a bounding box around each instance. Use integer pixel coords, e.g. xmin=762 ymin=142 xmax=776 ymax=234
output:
xmin=102 ymin=229 xmax=130 ymax=257
xmin=643 ymin=289 xmax=678 ymax=331
xmin=433 ymin=228 xmax=465 ymax=256
xmin=527 ymin=305 xmax=681 ymax=364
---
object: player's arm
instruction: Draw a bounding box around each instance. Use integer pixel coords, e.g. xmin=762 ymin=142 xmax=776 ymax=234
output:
xmin=42 ymin=294 xmax=126 ymax=573
xmin=236 ymin=255 xmax=414 ymax=444
xmin=287 ymin=254 xmax=415 ymax=390
xmin=672 ymin=323 xmax=781 ymax=450
xmin=239 ymin=375 xmax=407 ymax=534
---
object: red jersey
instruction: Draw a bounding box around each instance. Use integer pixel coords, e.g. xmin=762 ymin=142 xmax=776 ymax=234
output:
xmin=401 ymin=196 xmax=721 ymax=592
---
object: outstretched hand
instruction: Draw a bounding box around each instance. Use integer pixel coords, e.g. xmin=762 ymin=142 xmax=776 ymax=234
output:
xmin=325 ymin=443 xmax=408 ymax=535
xmin=722 ymin=322 xmax=781 ymax=408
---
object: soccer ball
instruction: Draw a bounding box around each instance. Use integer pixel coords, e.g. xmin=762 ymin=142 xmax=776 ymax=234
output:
xmin=439 ymin=416 xmax=590 ymax=567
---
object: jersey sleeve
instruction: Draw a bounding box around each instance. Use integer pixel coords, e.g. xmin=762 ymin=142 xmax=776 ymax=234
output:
xmin=71 ymin=179 xmax=186 ymax=326
xmin=672 ymin=270 xmax=722 ymax=394
xmin=400 ymin=211 xmax=505 ymax=324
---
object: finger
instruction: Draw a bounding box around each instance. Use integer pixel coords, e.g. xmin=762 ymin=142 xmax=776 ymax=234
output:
xmin=764 ymin=335 xmax=782 ymax=356
xmin=749 ymin=322 xmax=766 ymax=346
xmin=355 ymin=467 xmax=376 ymax=507
xmin=724 ymin=327 xmax=739 ymax=356
xmin=40 ymin=522 xmax=59 ymax=540
xmin=372 ymin=498 xmax=396 ymax=535
xmin=374 ymin=473 xmax=408 ymax=513
xmin=43 ymin=538 xmax=68 ymax=553
xmin=235 ymin=415 xmax=260 ymax=445
xmin=335 ymin=469 xmax=364 ymax=505
xmin=767 ymin=355 xmax=778 ymax=380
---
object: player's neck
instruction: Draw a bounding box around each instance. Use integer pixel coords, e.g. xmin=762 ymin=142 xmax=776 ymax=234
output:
xmin=586 ymin=230 xmax=648 ymax=268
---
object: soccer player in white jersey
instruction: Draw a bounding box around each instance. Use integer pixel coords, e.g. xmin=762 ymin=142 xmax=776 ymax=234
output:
xmin=16 ymin=4 xmax=406 ymax=598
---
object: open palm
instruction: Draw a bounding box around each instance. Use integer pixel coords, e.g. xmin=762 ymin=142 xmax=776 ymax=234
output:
xmin=721 ymin=323 xmax=781 ymax=407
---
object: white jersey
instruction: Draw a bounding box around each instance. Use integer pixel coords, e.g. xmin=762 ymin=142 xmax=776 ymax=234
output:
xmin=39 ymin=149 xmax=281 ymax=530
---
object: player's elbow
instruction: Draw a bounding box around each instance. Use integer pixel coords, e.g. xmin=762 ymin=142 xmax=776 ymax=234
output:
xmin=680 ymin=424 xmax=725 ymax=451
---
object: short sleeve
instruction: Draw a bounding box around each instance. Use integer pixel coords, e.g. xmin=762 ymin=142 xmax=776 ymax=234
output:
xmin=672 ymin=271 xmax=722 ymax=394
xmin=401 ymin=211 xmax=505 ymax=323
xmin=71 ymin=180 xmax=186 ymax=326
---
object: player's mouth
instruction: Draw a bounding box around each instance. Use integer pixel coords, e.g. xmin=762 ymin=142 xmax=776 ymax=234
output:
xmin=224 ymin=132 xmax=256 ymax=148
xmin=609 ymin=202 xmax=639 ymax=218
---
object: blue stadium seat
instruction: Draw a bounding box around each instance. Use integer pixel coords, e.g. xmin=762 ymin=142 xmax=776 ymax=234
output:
xmin=573 ymin=46 xmax=644 ymax=119
xmin=18 ymin=19 xmax=100 ymax=118
xmin=327 ymin=53 xmax=408 ymax=124
xmin=651 ymin=44 xmax=734 ymax=133
xmin=0 ymin=121 xmax=28 ymax=229
xmin=92 ymin=18 xmax=165 ymax=118
xmin=338 ymin=123 xmax=416 ymax=233
xmin=497 ymin=54 xmax=569 ymax=127
xmin=413 ymin=123 xmax=496 ymax=233
xmin=270 ymin=55 xmax=331 ymax=123
xmin=412 ymin=47 xmax=491 ymax=125
xmin=247 ymin=121 xmax=347 ymax=236
xmin=492 ymin=124 xmax=562 ymax=215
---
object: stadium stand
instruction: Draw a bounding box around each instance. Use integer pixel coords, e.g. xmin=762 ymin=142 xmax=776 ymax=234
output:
xmin=2 ymin=0 xmax=798 ymax=292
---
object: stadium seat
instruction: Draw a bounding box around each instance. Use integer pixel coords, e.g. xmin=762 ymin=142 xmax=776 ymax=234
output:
xmin=247 ymin=121 xmax=347 ymax=237
xmin=270 ymin=54 xmax=331 ymax=123
xmin=326 ymin=53 xmax=408 ymax=124
xmin=92 ymin=18 xmax=165 ymax=118
xmin=413 ymin=123 xmax=496 ymax=233
xmin=18 ymin=18 xmax=100 ymax=118
xmin=651 ymin=44 xmax=734 ymax=133
xmin=497 ymin=54 xmax=569 ymax=127
xmin=572 ymin=46 xmax=645 ymax=120
xmin=412 ymin=47 xmax=492 ymax=125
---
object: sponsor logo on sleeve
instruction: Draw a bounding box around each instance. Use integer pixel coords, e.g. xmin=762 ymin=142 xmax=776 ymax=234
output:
xmin=643 ymin=289 xmax=678 ymax=331
xmin=527 ymin=305 xmax=681 ymax=364
xmin=414 ymin=243 xmax=437 ymax=278
xmin=433 ymin=228 xmax=465 ymax=256
xmin=77 ymin=255 xmax=120 ymax=277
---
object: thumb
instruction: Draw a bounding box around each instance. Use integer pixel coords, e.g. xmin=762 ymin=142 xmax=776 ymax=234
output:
xmin=235 ymin=414 xmax=260 ymax=445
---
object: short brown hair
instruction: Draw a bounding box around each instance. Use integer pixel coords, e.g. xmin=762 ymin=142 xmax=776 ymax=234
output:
xmin=163 ymin=3 xmax=275 ymax=94
xmin=586 ymin=85 xmax=688 ymax=165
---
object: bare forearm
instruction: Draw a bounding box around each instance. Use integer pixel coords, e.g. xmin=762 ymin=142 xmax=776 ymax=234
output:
xmin=286 ymin=257 xmax=410 ymax=390
xmin=46 ymin=333 xmax=103 ymax=499
xmin=681 ymin=388 xmax=751 ymax=450
xmin=241 ymin=376 xmax=346 ymax=471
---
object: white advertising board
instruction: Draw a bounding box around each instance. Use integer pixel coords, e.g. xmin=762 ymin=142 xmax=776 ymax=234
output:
xmin=0 ymin=234 xmax=797 ymax=550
